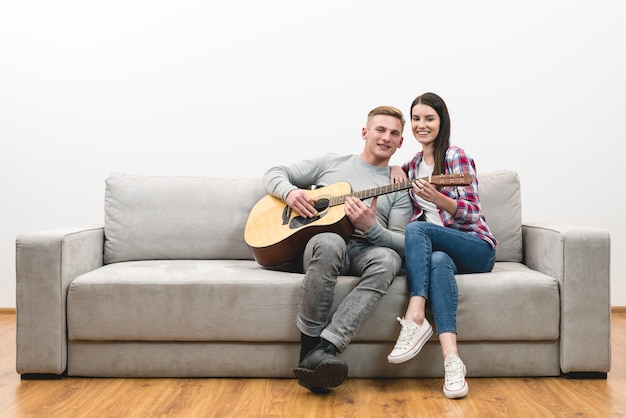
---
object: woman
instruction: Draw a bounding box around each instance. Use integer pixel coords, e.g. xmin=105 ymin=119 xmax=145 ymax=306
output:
xmin=387 ymin=92 xmax=497 ymax=399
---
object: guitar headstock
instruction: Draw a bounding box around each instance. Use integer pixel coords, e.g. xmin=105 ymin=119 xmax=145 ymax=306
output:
xmin=427 ymin=173 xmax=472 ymax=185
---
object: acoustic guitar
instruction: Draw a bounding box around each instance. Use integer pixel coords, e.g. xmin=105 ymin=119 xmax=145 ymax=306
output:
xmin=244 ymin=173 xmax=472 ymax=267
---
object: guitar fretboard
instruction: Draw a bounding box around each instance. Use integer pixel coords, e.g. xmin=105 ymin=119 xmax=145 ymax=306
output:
xmin=328 ymin=181 xmax=414 ymax=206
xmin=327 ymin=173 xmax=471 ymax=207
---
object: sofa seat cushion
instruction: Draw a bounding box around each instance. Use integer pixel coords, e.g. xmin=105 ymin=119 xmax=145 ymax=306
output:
xmin=357 ymin=262 xmax=560 ymax=342
xmin=456 ymin=262 xmax=560 ymax=340
xmin=67 ymin=261 xmax=559 ymax=343
xmin=68 ymin=260 xmax=302 ymax=341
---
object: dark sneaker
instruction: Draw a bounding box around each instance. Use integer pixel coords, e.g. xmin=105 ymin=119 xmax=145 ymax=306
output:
xmin=293 ymin=347 xmax=348 ymax=393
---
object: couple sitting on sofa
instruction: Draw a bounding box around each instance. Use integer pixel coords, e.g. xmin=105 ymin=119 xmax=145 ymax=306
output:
xmin=262 ymin=92 xmax=497 ymax=399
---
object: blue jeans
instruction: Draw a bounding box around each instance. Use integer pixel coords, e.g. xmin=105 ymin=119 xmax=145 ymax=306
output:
xmin=297 ymin=232 xmax=402 ymax=351
xmin=405 ymin=221 xmax=496 ymax=335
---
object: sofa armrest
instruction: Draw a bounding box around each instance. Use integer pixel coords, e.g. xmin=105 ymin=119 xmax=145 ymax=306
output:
xmin=522 ymin=223 xmax=611 ymax=375
xmin=16 ymin=227 xmax=104 ymax=376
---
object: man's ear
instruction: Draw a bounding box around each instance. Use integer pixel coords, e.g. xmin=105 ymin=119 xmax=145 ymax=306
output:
xmin=361 ymin=127 xmax=367 ymax=140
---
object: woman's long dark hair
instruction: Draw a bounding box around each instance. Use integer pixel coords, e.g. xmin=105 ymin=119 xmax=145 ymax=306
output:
xmin=410 ymin=92 xmax=451 ymax=175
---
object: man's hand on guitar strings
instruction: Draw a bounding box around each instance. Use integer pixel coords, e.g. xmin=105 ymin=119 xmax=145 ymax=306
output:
xmin=345 ymin=196 xmax=378 ymax=232
xmin=286 ymin=189 xmax=318 ymax=218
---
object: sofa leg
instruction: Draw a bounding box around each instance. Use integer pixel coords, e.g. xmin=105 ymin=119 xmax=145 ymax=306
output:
xmin=20 ymin=372 xmax=66 ymax=380
xmin=561 ymin=371 xmax=607 ymax=379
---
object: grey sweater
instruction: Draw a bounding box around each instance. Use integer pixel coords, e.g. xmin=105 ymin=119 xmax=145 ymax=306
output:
xmin=263 ymin=153 xmax=413 ymax=257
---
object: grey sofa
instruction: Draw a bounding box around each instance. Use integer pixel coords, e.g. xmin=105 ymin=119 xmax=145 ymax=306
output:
xmin=16 ymin=170 xmax=611 ymax=379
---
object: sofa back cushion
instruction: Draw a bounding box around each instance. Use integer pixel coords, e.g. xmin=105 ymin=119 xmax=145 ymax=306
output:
xmin=104 ymin=173 xmax=267 ymax=264
xmin=103 ymin=170 xmax=523 ymax=264
xmin=477 ymin=169 xmax=523 ymax=262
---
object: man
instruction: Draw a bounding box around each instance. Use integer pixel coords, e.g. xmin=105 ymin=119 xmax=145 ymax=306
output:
xmin=263 ymin=106 xmax=413 ymax=393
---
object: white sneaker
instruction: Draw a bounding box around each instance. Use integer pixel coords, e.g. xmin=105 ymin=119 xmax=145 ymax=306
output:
xmin=387 ymin=317 xmax=433 ymax=364
xmin=443 ymin=353 xmax=468 ymax=399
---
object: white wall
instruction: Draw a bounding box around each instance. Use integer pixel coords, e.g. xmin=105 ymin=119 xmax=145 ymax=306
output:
xmin=1 ymin=1 xmax=624 ymax=308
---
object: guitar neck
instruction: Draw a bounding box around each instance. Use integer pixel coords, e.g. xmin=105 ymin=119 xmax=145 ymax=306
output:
xmin=341 ymin=180 xmax=415 ymax=204
xmin=329 ymin=173 xmax=471 ymax=206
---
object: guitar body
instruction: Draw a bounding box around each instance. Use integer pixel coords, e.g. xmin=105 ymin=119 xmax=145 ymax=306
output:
xmin=244 ymin=182 xmax=354 ymax=267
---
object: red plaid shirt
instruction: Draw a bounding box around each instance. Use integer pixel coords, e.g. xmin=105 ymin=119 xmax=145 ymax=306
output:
xmin=402 ymin=146 xmax=497 ymax=249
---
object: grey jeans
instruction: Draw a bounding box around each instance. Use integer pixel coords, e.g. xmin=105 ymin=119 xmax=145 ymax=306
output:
xmin=297 ymin=232 xmax=402 ymax=351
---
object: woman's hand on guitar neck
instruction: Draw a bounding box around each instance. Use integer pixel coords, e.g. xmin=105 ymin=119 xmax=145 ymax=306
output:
xmin=390 ymin=165 xmax=408 ymax=184
xmin=286 ymin=189 xmax=318 ymax=218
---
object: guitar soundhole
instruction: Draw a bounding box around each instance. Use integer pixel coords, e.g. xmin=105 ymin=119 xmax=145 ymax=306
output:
xmin=314 ymin=198 xmax=330 ymax=212
xmin=288 ymin=198 xmax=330 ymax=230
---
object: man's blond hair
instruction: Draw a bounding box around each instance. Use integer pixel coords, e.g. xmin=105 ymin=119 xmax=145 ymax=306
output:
xmin=367 ymin=106 xmax=405 ymax=130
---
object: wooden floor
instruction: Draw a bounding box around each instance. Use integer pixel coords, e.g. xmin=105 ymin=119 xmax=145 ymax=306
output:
xmin=1 ymin=312 xmax=625 ymax=417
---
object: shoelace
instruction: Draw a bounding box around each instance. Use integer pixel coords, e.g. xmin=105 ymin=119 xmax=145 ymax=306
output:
xmin=394 ymin=317 xmax=418 ymax=349
xmin=444 ymin=357 xmax=465 ymax=387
